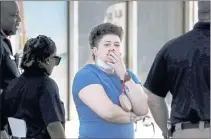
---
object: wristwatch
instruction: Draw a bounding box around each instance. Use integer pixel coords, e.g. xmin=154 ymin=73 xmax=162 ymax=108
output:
xmin=121 ymin=72 xmax=131 ymax=84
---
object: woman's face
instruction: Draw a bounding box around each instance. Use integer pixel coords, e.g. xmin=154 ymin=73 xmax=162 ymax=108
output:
xmin=93 ymin=34 xmax=122 ymax=62
xmin=41 ymin=52 xmax=61 ymax=75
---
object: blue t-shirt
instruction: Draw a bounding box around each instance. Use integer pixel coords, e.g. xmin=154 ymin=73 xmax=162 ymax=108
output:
xmin=72 ymin=64 xmax=141 ymax=138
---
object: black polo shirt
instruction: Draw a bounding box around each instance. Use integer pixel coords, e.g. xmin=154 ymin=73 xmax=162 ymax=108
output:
xmin=0 ymin=30 xmax=20 ymax=90
xmin=1 ymin=67 xmax=65 ymax=138
xmin=144 ymin=22 xmax=210 ymax=124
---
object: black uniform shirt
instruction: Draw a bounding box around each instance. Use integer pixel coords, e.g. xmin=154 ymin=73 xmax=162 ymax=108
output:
xmin=144 ymin=22 xmax=210 ymax=124
xmin=1 ymin=67 xmax=65 ymax=138
xmin=0 ymin=29 xmax=20 ymax=90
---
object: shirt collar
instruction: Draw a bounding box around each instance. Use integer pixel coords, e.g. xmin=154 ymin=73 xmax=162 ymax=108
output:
xmin=0 ymin=29 xmax=8 ymax=38
xmin=23 ymin=65 xmax=50 ymax=77
xmin=194 ymin=21 xmax=210 ymax=30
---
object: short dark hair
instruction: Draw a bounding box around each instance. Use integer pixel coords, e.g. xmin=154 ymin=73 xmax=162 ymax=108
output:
xmin=20 ymin=35 xmax=56 ymax=70
xmin=89 ymin=22 xmax=123 ymax=49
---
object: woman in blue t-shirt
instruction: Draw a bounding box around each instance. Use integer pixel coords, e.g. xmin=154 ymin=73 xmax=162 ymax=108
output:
xmin=72 ymin=23 xmax=148 ymax=139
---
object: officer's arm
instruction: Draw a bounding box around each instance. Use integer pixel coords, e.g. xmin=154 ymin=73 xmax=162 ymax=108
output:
xmin=47 ymin=121 xmax=65 ymax=139
xmin=143 ymin=47 xmax=169 ymax=137
xmin=39 ymin=79 xmax=66 ymax=138
xmin=144 ymin=88 xmax=169 ymax=136
xmin=0 ymin=41 xmax=8 ymax=137
xmin=0 ymin=130 xmax=9 ymax=139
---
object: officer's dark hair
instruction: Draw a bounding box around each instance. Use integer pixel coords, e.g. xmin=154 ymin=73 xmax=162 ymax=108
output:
xmin=89 ymin=22 xmax=123 ymax=60
xmin=20 ymin=35 xmax=56 ymax=70
xmin=198 ymin=1 xmax=210 ymax=21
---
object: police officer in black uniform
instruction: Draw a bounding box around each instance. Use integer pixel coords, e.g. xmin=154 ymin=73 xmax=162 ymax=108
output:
xmin=144 ymin=1 xmax=210 ymax=139
xmin=0 ymin=1 xmax=21 ymax=138
xmin=0 ymin=1 xmax=21 ymax=91
xmin=1 ymin=35 xmax=66 ymax=138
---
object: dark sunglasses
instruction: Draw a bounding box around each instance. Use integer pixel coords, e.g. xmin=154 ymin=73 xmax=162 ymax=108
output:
xmin=52 ymin=56 xmax=61 ymax=66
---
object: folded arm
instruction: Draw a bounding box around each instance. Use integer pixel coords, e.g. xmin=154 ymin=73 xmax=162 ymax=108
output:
xmin=125 ymin=79 xmax=148 ymax=116
xmin=78 ymin=84 xmax=139 ymax=124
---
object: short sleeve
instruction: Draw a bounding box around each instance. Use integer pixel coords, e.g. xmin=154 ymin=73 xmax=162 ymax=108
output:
xmin=127 ymin=70 xmax=142 ymax=85
xmin=39 ymin=79 xmax=65 ymax=126
xmin=72 ymin=68 xmax=101 ymax=96
xmin=144 ymin=47 xmax=169 ymax=98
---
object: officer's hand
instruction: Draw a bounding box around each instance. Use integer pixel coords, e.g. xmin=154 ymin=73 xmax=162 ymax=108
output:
xmin=162 ymin=133 xmax=168 ymax=139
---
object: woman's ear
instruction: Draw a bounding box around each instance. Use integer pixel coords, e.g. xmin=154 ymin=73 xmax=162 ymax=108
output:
xmin=38 ymin=58 xmax=49 ymax=68
xmin=92 ymin=47 xmax=98 ymax=58
xmin=45 ymin=58 xmax=50 ymax=65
